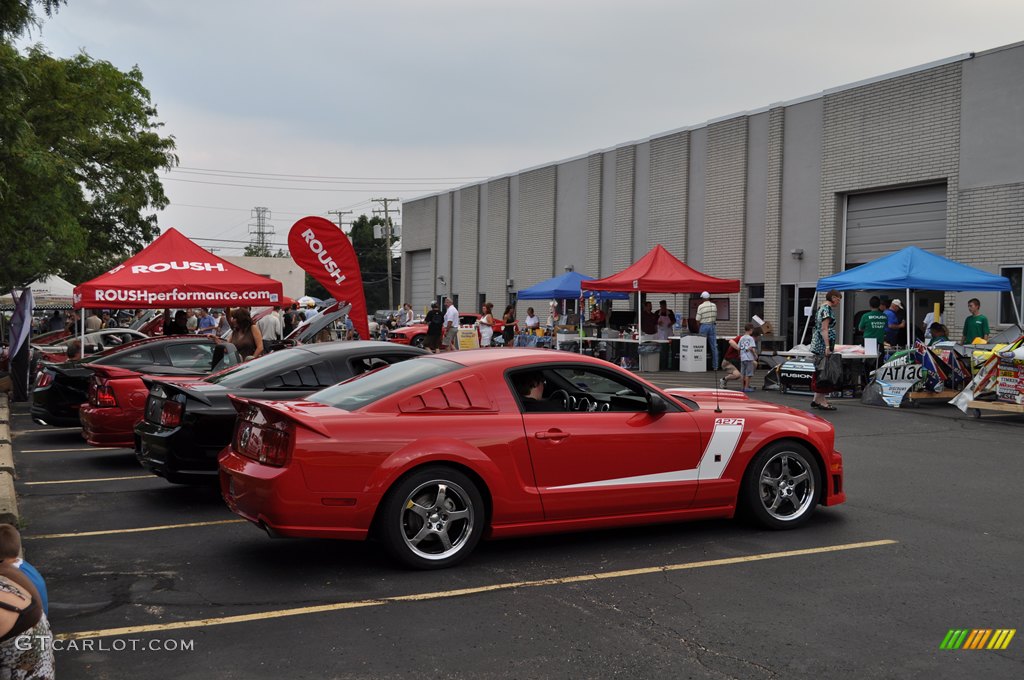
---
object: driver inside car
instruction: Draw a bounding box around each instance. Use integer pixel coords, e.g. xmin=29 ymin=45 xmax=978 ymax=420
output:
xmin=514 ymin=372 xmax=565 ymax=412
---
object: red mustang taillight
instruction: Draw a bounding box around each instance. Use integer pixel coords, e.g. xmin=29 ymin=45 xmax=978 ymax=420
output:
xmin=159 ymin=400 xmax=184 ymax=428
xmin=233 ymin=418 xmax=293 ymax=467
xmin=36 ymin=371 xmax=54 ymax=388
xmin=93 ymin=384 xmax=118 ymax=408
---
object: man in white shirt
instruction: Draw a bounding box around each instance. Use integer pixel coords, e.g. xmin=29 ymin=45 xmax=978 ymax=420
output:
xmin=257 ymin=307 xmax=283 ymax=342
xmin=696 ymin=291 xmax=719 ymax=368
xmin=442 ymin=298 xmax=460 ymax=351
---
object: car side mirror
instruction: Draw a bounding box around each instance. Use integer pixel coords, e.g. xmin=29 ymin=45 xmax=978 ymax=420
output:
xmin=647 ymin=393 xmax=668 ymax=415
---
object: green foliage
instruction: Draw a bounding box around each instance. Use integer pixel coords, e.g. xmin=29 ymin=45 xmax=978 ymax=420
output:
xmin=0 ymin=17 xmax=177 ymax=291
xmin=0 ymin=0 xmax=65 ymax=40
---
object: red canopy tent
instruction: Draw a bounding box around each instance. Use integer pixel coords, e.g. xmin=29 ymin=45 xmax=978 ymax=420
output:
xmin=72 ymin=228 xmax=284 ymax=356
xmin=581 ymin=245 xmax=742 ymax=350
xmin=73 ymin=228 xmax=284 ymax=310
xmin=580 ymin=245 xmax=740 ymax=294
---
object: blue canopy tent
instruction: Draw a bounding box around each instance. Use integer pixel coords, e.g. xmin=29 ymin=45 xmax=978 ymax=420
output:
xmin=813 ymin=246 xmax=1017 ymax=346
xmin=516 ymin=271 xmax=629 ymax=301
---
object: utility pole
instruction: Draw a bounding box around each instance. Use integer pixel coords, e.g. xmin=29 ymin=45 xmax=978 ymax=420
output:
xmin=248 ymin=207 xmax=274 ymax=256
xmin=327 ymin=209 xmax=352 ymax=232
xmin=372 ymin=197 xmax=400 ymax=310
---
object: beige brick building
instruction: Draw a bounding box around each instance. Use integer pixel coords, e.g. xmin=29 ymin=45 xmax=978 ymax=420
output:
xmin=401 ymin=41 xmax=1024 ymax=344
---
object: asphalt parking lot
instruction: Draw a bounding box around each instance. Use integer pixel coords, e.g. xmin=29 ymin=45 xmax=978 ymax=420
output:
xmin=8 ymin=386 xmax=1024 ymax=679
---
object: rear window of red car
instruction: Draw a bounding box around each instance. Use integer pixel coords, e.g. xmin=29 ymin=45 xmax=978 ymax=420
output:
xmin=308 ymin=357 xmax=458 ymax=411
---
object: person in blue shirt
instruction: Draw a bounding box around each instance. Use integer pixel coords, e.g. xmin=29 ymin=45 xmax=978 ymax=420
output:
xmin=197 ymin=307 xmax=218 ymax=334
xmin=0 ymin=524 xmax=48 ymax=615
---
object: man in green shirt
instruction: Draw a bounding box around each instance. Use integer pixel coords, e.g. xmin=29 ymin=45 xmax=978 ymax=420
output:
xmin=858 ymin=296 xmax=888 ymax=344
xmin=962 ymin=298 xmax=990 ymax=344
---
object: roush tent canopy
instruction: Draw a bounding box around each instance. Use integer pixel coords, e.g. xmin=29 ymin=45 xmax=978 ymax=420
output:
xmin=814 ymin=246 xmax=1018 ymax=346
xmin=580 ymin=245 xmax=741 ymax=294
xmin=517 ymin=271 xmax=628 ymax=300
xmin=73 ymin=228 xmax=284 ymax=310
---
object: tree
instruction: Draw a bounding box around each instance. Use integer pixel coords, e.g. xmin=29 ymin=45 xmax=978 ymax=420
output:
xmin=347 ymin=214 xmax=400 ymax=312
xmin=0 ymin=1 xmax=177 ymax=291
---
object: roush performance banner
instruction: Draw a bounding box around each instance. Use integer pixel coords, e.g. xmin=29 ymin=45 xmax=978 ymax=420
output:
xmin=288 ymin=216 xmax=369 ymax=340
xmin=73 ymin=228 xmax=284 ymax=309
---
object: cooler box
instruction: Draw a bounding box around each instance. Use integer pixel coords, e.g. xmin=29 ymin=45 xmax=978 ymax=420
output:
xmin=678 ymin=336 xmax=706 ymax=372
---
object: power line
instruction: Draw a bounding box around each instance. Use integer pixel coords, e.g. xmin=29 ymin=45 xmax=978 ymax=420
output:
xmin=175 ymin=166 xmax=489 ymax=181
xmin=169 ymin=169 xmax=468 ymax=186
xmin=163 ymin=177 xmax=439 ymax=193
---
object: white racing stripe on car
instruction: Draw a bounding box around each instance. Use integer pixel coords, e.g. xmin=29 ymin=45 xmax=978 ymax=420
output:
xmin=549 ymin=468 xmax=698 ymax=490
xmin=549 ymin=418 xmax=745 ymax=490
xmin=696 ymin=419 xmax=744 ymax=481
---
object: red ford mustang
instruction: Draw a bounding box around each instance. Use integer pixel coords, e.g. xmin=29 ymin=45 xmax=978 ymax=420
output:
xmin=220 ymin=349 xmax=845 ymax=568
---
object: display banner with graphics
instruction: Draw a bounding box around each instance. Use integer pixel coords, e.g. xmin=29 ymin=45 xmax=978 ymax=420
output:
xmin=288 ymin=216 xmax=369 ymax=341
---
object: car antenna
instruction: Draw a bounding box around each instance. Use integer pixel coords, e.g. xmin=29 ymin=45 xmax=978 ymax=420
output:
xmin=712 ymin=349 xmax=723 ymax=413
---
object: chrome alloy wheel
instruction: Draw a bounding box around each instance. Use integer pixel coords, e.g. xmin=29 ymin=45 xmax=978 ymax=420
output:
xmin=400 ymin=480 xmax=475 ymax=561
xmin=758 ymin=450 xmax=816 ymax=522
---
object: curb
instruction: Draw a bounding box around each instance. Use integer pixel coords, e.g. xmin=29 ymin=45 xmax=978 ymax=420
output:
xmin=0 ymin=393 xmax=16 ymax=524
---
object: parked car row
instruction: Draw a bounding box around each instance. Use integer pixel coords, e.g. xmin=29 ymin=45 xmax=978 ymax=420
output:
xmin=29 ymin=328 xmax=846 ymax=569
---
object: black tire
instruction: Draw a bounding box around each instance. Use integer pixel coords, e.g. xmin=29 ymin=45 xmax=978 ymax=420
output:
xmin=379 ymin=466 xmax=485 ymax=569
xmin=741 ymin=441 xmax=821 ymax=529
xmin=411 ymin=335 xmax=427 ymax=349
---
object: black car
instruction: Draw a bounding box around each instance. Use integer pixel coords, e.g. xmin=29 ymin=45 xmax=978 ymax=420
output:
xmin=136 ymin=341 xmax=428 ymax=483
xmin=31 ymin=336 xmax=240 ymax=427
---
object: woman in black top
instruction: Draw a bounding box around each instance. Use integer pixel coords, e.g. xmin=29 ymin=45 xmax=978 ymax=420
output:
xmin=501 ymin=305 xmax=516 ymax=346
xmin=424 ymin=302 xmax=444 ymax=354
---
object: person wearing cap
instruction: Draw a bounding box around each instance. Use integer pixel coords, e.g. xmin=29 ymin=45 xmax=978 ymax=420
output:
xmin=696 ymin=291 xmax=719 ymax=368
xmin=884 ymin=297 xmax=906 ymax=346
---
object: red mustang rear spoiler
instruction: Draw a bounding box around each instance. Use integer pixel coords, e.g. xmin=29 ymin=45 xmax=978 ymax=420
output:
xmin=227 ymin=395 xmax=334 ymax=437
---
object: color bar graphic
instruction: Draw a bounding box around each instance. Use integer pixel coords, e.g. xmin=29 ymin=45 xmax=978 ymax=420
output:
xmin=941 ymin=628 xmax=1015 ymax=650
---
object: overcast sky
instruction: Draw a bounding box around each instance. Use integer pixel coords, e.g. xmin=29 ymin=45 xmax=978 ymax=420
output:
xmin=24 ymin=0 xmax=1024 ymax=254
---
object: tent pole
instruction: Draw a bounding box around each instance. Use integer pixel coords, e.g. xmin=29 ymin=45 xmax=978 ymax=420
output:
xmin=1010 ymin=289 xmax=1024 ymax=329
xmin=799 ymin=292 xmax=816 ymax=347
xmin=906 ymin=287 xmax=911 ymax=348
xmin=80 ymin=309 xmax=86 ymax=359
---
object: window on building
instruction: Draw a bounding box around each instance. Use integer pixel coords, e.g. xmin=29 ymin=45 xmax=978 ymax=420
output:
xmin=748 ymin=284 xmax=765 ymax=326
xmin=1000 ymin=266 xmax=1023 ymax=325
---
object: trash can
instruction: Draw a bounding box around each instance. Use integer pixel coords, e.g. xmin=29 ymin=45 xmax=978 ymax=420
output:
xmin=679 ymin=336 xmax=706 ymax=372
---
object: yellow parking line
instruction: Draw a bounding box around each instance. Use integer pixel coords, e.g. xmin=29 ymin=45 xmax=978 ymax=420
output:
xmin=25 ymin=519 xmax=245 ymax=541
xmin=25 ymin=475 xmax=155 ymax=486
xmin=55 ymin=538 xmax=897 ymax=640
xmin=20 ymin=447 xmax=121 ymax=453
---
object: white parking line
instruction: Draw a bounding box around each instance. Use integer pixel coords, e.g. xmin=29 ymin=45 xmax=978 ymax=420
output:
xmin=24 ymin=475 xmax=156 ymax=486
xmin=55 ymin=539 xmax=897 ymax=640
xmin=20 ymin=447 xmax=121 ymax=453
xmin=24 ymin=519 xmax=246 ymax=540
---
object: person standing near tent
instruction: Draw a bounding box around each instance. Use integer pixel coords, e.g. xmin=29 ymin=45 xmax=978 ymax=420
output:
xmin=228 ymin=309 xmax=264 ymax=359
xmin=857 ymin=296 xmax=888 ymax=347
xmin=882 ymin=297 xmax=905 ymax=346
xmin=696 ymin=291 xmax=719 ymax=368
xmin=962 ymin=298 xmax=990 ymax=344
xmin=810 ymin=290 xmax=842 ymax=411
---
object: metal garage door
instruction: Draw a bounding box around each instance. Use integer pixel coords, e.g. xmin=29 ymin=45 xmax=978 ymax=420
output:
xmin=845 ymin=184 xmax=947 ymax=265
xmin=408 ymin=250 xmax=432 ymax=311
